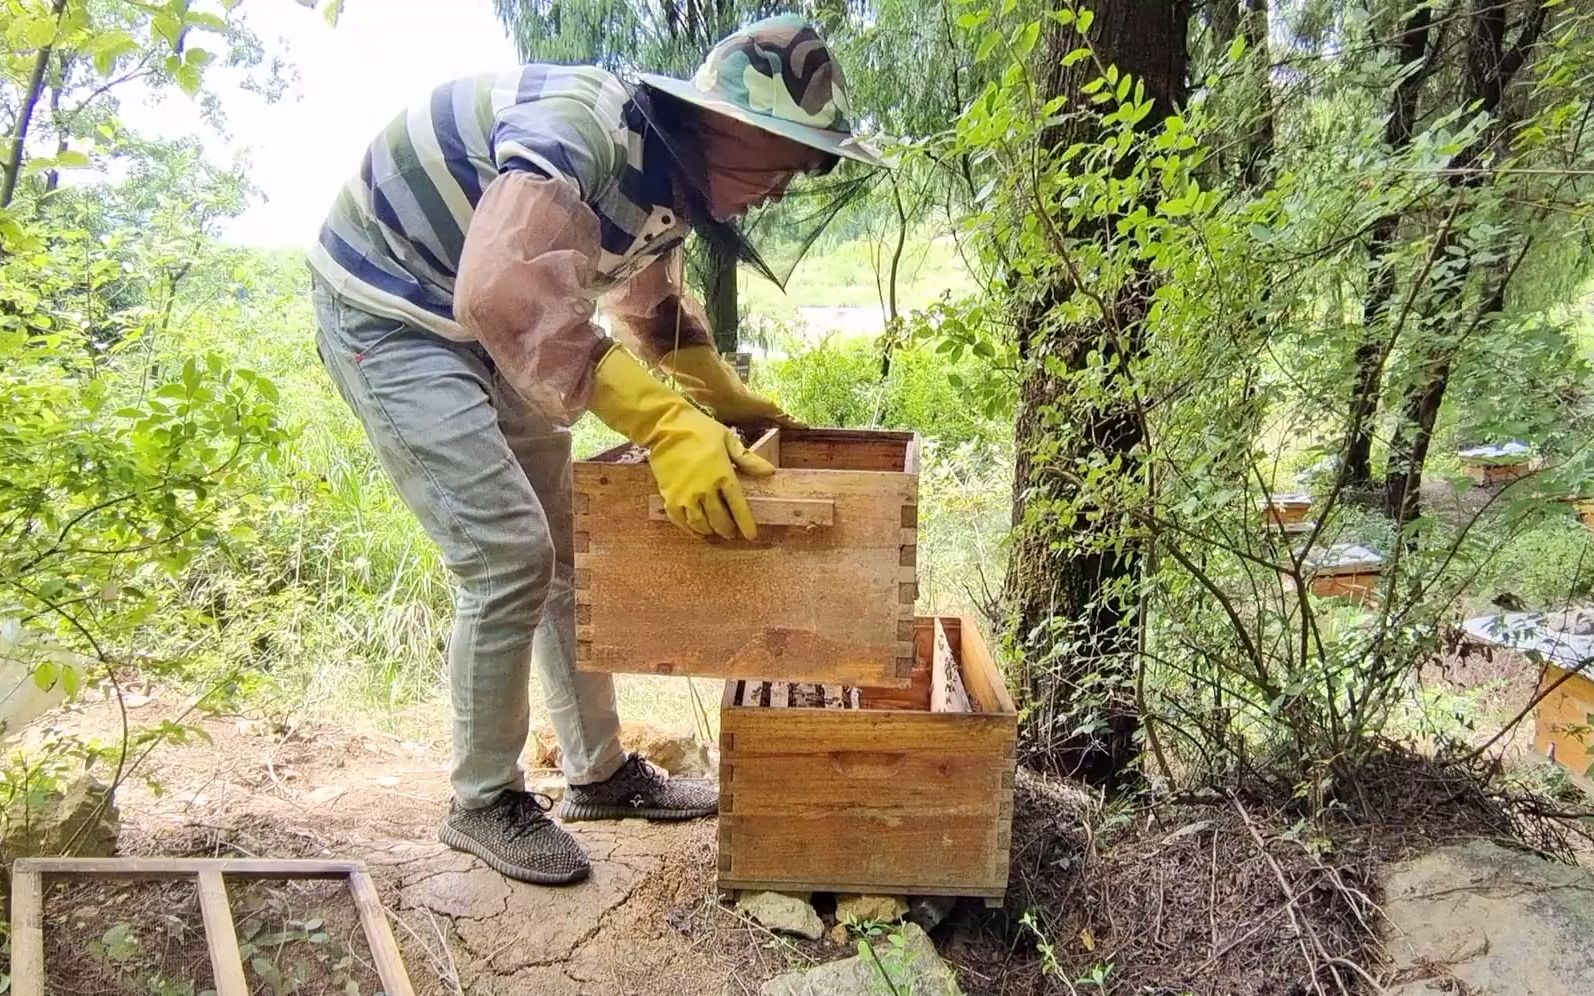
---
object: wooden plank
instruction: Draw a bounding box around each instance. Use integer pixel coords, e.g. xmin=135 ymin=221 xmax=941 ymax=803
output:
xmin=738 ymin=681 xmax=763 ymax=707
xmin=197 ymin=870 xmax=250 ymax=996
xmin=777 ymin=428 xmax=916 ymax=473
xmin=957 ymin=615 xmax=1017 ymax=715
xmin=859 ymin=618 xmax=936 ymax=711
xmin=749 ymin=426 xmax=781 ymax=466
xmin=347 ymin=869 xmax=416 ymax=996
xmin=578 ymin=440 xmax=639 ymax=464
xmin=11 ymin=857 xmax=362 ymax=879
xmin=646 ymin=495 xmax=835 ymax=528
xmin=930 ymin=618 xmax=972 ymax=714
xmin=574 ymin=437 xmax=918 ymax=685
xmin=716 ymin=875 xmax=1004 ymax=900
xmin=10 ymin=867 xmax=44 ymax=996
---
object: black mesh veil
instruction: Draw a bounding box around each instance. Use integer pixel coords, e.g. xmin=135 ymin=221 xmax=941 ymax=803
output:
xmin=628 ymin=80 xmax=882 ymax=290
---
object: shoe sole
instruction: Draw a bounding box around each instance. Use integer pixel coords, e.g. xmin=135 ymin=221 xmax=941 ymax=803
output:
xmin=438 ymin=825 xmax=590 ymax=885
xmin=555 ymin=800 xmax=718 ymax=822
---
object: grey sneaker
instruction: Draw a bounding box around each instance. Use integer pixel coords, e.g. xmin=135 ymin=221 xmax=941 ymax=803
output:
xmin=556 ymin=753 xmax=718 ymax=822
xmin=439 ymin=790 xmax=590 ymax=885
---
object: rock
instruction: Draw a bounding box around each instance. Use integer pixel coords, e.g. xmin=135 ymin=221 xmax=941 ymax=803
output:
xmin=302 ymin=785 xmax=347 ymax=806
xmin=529 ymin=773 xmax=566 ymax=803
xmin=1381 ymin=840 xmax=1594 ymax=995
xmin=835 ymin=894 xmax=909 ymax=925
xmin=532 ymin=721 xmax=714 ymax=778
xmin=0 ymin=773 xmax=118 ymax=859
xmin=735 ymin=891 xmax=823 ymax=940
xmin=907 ymin=895 xmax=957 ymax=931
xmin=621 ymin=722 xmax=714 ymax=777
xmin=760 ymin=923 xmax=962 ymax=996
xmin=530 ymin=725 xmax=562 ymax=768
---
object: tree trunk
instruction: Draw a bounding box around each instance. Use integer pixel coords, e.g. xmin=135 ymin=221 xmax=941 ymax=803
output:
xmin=1342 ymin=3 xmax=1436 ymax=493
xmin=44 ymin=54 xmax=69 ymax=196
xmin=1002 ymin=0 xmax=1190 ymax=790
xmin=703 ymin=239 xmax=739 ymax=352
xmin=0 ymin=0 xmax=69 ymax=210
xmin=1381 ymin=0 xmax=1549 ymax=524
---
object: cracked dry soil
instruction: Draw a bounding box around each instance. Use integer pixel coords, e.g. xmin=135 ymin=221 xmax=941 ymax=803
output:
xmin=34 ymin=698 xmax=803 ymax=995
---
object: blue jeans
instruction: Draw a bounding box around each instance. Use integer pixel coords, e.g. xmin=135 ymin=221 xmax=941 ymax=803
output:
xmin=311 ymin=278 xmax=625 ymax=808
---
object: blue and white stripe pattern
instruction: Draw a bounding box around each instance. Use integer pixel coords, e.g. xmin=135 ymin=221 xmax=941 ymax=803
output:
xmin=310 ymin=65 xmax=688 ymax=341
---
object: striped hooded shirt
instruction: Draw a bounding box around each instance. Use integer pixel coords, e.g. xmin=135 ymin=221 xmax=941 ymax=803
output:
xmin=309 ymin=65 xmax=693 ymax=344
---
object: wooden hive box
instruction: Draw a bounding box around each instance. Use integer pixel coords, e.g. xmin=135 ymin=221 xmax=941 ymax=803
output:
xmin=717 ymin=615 xmax=1016 ymax=900
xmin=1258 ymin=492 xmax=1314 ymax=527
xmin=1534 ymin=662 xmax=1594 ymax=793
xmin=1573 ymin=499 xmax=1594 ymax=531
xmin=1299 ymin=544 xmax=1385 ymax=603
xmin=1458 ymin=444 xmax=1539 ymax=487
xmin=574 ymin=427 xmax=919 ymax=687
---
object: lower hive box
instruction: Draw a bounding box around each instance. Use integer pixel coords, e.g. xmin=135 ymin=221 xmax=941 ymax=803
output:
xmin=717 ymin=615 xmax=1016 ymax=900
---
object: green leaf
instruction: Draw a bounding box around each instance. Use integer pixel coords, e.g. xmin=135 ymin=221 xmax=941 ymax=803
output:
xmin=175 ymin=64 xmax=203 ymax=97
xmin=22 ymin=150 xmax=92 ymax=177
xmin=102 ymin=923 xmax=139 ymax=962
xmin=323 ymin=0 xmax=345 ymax=27
xmin=1013 ymin=21 xmax=1041 ymax=60
xmin=185 ymin=11 xmax=230 ymax=32
xmin=1076 ymin=8 xmax=1096 ymax=34
xmin=33 ymin=661 xmax=59 ymax=692
xmin=87 ymin=30 xmax=140 ymax=75
xmin=975 ymin=30 xmax=1002 ymax=64
xmin=1228 ymin=34 xmax=1248 ymax=63
xmin=21 ymin=16 xmax=57 ymax=48
xmin=153 ymin=12 xmax=184 ymax=49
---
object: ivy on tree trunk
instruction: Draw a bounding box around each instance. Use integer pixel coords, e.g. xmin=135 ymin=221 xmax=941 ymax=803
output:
xmin=1002 ymin=0 xmax=1191 ymax=790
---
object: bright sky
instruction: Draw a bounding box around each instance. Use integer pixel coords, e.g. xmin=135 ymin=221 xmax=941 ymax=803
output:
xmin=123 ymin=0 xmax=520 ymax=247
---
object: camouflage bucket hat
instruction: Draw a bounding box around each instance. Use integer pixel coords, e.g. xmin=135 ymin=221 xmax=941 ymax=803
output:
xmin=637 ymin=14 xmax=889 ymax=169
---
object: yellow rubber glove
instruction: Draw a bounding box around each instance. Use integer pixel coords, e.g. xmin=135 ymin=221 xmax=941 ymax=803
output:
xmin=588 ymin=346 xmax=775 ymax=540
xmin=659 ymin=345 xmax=806 ymax=428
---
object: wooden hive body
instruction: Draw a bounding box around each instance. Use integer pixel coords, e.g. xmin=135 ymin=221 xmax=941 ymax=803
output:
xmin=717 ymin=615 xmax=1016 ymax=899
xmin=1535 ymin=663 xmax=1594 ymax=793
xmin=573 ymin=427 xmax=919 ymax=687
xmin=1299 ymin=544 xmax=1385 ymax=604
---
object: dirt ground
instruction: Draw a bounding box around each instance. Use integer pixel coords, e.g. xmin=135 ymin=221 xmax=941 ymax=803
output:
xmin=19 ymin=623 xmax=1584 ymax=996
xmin=25 ymin=694 xmax=825 ymax=996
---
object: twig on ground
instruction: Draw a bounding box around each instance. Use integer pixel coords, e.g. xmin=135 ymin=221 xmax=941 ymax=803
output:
xmin=1229 ymin=793 xmax=1333 ymax=996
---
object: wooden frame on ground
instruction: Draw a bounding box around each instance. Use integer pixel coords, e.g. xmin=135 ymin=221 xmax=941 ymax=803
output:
xmin=7 ymin=857 xmax=414 ymax=996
